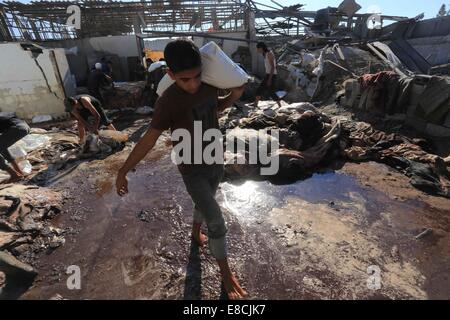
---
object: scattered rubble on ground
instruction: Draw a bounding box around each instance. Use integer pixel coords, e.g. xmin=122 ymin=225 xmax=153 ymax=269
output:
xmin=219 ymin=99 xmax=450 ymax=199
xmin=1 ymin=0 xmax=450 ymax=300
xmin=0 ymin=184 xmax=63 ymax=299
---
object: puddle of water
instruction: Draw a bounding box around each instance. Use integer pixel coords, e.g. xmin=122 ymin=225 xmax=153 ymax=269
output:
xmin=221 ymin=171 xmax=382 ymax=223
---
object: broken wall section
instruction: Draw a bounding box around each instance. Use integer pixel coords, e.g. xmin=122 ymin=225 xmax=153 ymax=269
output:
xmin=0 ymin=43 xmax=75 ymax=121
xmin=379 ymin=15 xmax=450 ymax=75
xmin=44 ymin=35 xmax=141 ymax=85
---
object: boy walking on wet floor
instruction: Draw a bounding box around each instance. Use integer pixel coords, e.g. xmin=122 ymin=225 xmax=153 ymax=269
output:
xmin=115 ymin=39 xmax=248 ymax=299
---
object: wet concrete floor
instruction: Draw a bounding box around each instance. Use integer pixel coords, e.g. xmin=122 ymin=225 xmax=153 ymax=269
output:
xmin=21 ymin=134 xmax=450 ymax=300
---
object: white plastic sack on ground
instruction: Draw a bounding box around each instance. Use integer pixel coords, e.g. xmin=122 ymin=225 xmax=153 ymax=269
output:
xmin=7 ymin=145 xmax=27 ymax=160
xmin=135 ymin=106 xmax=154 ymax=115
xmin=0 ymin=112 xmax=16 ymax=118
xmin=277 ymin=102 xmax=316 ymax=115
xmin=18 ymin=160 xmax=32 ymax=174
xmin=312 ymin=48 xmax=326 ymax=77
xmin=14 ymin=134 xmax=50 ymax=153
xmin=32 ymin=115 xmax=52 ymax=123
xmin=157 ymin=41 xmax=249 ymax=96
xmin=99 ymin=130 xmax=129 ymax=142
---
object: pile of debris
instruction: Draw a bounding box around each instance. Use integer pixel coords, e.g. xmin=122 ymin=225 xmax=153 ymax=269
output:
xmin=103 ymin=81 xmax=147 ymax=109
xmin=221 ymin=101 xmax=343 ymax=180
xmin=0 ymin=122 xmax=128 ymax=298
xmin=0 ymin=184 xmax=64 ymax=299
xmin=0 ymin=124 xmax=128 ymax=186
xmin=75 ymin=81 xmax=148 ymax=110
xmin=276 ymin=44 xmax=388 ymax=103
xmin=338 ymin=72 xmax=450 ymax=136
xmin=341 ymin=119 xmax=450 ymax=198
xmin=220 ymin=100 xmax=450 ymax=198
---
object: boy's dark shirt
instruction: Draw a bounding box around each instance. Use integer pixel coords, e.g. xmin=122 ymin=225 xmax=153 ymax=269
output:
xmin=150 ymin=82 xmax=222 ymax=175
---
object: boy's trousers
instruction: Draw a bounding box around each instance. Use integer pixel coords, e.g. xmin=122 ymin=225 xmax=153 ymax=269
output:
xmin=181 ymin=164 xmax=227 ymax=260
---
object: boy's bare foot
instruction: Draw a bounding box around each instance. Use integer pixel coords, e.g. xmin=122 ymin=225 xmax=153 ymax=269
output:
xmin=222 ymin=274 xmax=248 ymax=300
xmin=192 ymin=222 xmax=208 ymax=246
xmin=217 ymin=258 xmax=248 ymax=300
xmin=192 ymin=231 xmax=208 ymax=247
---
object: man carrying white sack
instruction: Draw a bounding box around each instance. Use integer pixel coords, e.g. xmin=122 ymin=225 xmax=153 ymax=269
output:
xmin=116 ymin=39 xmax=248 ymax=299
xmin=254 ymin=41 xmax=282 ymax=108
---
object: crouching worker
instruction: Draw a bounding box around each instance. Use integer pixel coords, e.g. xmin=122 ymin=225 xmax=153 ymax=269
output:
xmin=115 ymin=39 xmax=248 ymax=300
xmin=0 ymin=115 xmax=30 ymax=183
xmin=64 ymin=94 xmax=116 ymax=145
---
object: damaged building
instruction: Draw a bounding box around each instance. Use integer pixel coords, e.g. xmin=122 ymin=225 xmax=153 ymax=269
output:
xmin=0 ymin=0 xmax=449 ymax=301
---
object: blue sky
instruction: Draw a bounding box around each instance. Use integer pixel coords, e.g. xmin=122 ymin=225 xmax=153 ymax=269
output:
xmin=258 ymin=0 xmax=445 ymax=19
xmin=13 ymin=0 xmax=447 ymax=20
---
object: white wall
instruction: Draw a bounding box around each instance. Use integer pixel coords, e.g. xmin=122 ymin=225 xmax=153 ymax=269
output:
xmin=0 ymin=43 xmax=71 ymax=120
xmin=85 ymin=35 xmax=140 ymax=57
xmin=193 ymin=31 xmax=248 ymax=57
xmin=54 ymin=48 xmax=77 ymax=97
xmin=144 ymin=38 xmax=172 ymax=51
xmin=46 ymin=35 xmax=141 ymax=82
xmin=144 ymin=32 xmax=248 ymax=58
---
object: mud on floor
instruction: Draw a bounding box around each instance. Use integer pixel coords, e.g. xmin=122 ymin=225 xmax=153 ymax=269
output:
xmin=20 ymin=136 xmax=450 ymax=300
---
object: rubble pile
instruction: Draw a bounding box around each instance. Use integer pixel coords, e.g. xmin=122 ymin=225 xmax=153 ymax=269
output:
xmin=276 ymin=45 xmax=389 ymax=103
xmin=219 ymin=99 xmax=450 ymax=198
xmin=338 ymin=72 xmax=450 ymax=133
xmin=0 ymin=185 xmax=64 ymax=259
xmin=0 ymin=125 xmax=128 ymax=186
xmin=102 ymin=81 xmax=147 ymax=109
xmin=0 ymin=184 xmax=64 ymax=299
xmin=220 ymin=101 xmax=343 ymax=180
xmin=341 ymin=120 xmax=450 ymax=198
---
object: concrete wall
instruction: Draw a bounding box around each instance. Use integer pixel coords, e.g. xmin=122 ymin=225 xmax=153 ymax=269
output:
xmin=144 ymin=38 xmax=172 ymax=52
xmin=193 ymin=31 xmax=265 ymax=77
xmin=144 ymin=32 xmax=262 ymax=75
xmin=408 ymin=36 xmax=450 ymax=67
xmin=145 ymin=32 xmax=249 ymax=58
xmin=379 ymin=16 xmax=450 ymax=68
xmin=43 ymin=35 xmax=141 ymax=83
xmin=193 ymin=31 xmax=248 ymax=57
xmin=0 ymin=43 xmax=71 ymax=120
xmin=84 ymin=35 xmax=140 ymax=57
xmin=53 ymin=49 xmax=77 ymax=97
